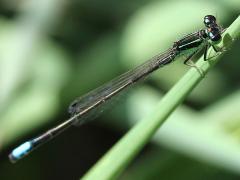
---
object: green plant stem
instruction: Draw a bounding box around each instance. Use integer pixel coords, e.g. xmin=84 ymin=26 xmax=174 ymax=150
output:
xmin=82 ymin=16 xmax=240 ymax=180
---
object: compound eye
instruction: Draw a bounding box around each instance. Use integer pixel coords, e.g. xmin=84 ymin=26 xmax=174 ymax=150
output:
xmin=204 ymin=15 xmax=216 ymax=27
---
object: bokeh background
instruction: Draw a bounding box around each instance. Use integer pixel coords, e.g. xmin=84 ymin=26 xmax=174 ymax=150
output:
xmin=0 ymin=0 xmax=239 ymax=179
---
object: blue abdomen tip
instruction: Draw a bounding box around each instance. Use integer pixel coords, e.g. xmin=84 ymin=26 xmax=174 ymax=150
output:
xmin=9 ymin=141 xmax=32 ymax=163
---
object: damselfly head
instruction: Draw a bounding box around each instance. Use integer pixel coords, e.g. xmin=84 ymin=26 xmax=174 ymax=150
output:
xmin=204 ymin=15 xmax=216 ymax=27
xmin=203 ymin=15 xmax=221 ymax=42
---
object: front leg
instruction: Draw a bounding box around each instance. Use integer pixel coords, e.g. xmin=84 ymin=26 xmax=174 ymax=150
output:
xmin=183 ymin=52 xmax=195 ymax=65
xmin=184 ymin=52 xmax=205 ymax=77
xmin=212 ymin=44 xmax=227 ymax=53
xmin=204 ymin=43 xmax=210 ymax=61
xmin=204 ymin=40 xmax=226 ymax=61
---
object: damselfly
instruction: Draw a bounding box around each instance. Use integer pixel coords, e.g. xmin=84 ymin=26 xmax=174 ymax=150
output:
xmin=9 ymin=15 xmax=224 ymax=163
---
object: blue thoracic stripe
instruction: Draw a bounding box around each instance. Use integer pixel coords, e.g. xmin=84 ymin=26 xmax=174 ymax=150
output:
xmin=209 ymin=32 xmax=215 ymax=39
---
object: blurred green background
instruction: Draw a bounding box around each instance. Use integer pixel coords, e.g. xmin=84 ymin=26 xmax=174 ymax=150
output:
xmin=0 ymin=0 xmax=240 ymax=179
